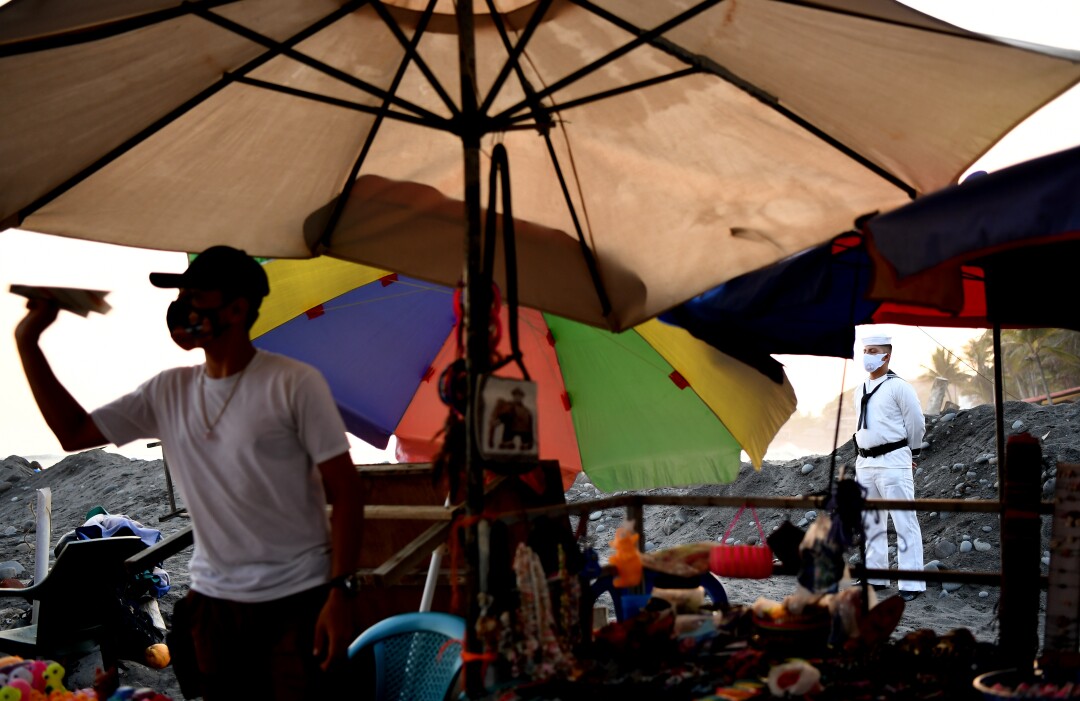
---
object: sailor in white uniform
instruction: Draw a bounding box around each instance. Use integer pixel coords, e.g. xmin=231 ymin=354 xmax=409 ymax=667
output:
xmin=854 ymin=334 xmax=927 ymax=602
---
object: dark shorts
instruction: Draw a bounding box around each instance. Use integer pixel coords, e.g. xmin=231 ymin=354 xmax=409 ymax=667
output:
xmin=181 ymin=585 xmax=349 ymax=700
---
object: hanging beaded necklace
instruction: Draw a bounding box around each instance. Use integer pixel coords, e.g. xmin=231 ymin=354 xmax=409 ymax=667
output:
xmin=199 ymin=363 xmax=250 ymax=438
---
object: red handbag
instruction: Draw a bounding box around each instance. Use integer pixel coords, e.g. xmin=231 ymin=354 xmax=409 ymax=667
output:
xmin=710 ymin=505 xmax=774 ymax=579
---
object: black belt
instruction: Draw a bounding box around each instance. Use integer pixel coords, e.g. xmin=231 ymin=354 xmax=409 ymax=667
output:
xmin=856 ymin=437 xmax=909 ymax=459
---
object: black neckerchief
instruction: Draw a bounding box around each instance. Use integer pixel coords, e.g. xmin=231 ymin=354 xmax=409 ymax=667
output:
xmin=857 ymin=371 xmax=898 ymax=431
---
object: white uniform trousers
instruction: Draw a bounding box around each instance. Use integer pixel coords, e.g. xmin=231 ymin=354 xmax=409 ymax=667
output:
xmin=856 ymin=465 xmax=926 ymax=592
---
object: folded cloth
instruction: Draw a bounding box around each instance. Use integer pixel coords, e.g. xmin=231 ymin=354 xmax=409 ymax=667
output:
xmin=77 ymin=514 xmax=163 ymax=548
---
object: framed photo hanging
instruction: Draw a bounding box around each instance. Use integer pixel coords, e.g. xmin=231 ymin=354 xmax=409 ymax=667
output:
xmin=477 ymin=375 xmax=539 ymax=462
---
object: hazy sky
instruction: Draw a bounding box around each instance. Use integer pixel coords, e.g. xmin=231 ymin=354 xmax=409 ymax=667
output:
xmin=1 ymin=2 xmax=1078 ymax=466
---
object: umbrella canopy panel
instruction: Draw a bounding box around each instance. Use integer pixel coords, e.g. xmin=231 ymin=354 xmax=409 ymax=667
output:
xmin=4 ymin=0 xmax=1079 ymax=330
xmin=867 ymin=145 xmax=1080 ymax=331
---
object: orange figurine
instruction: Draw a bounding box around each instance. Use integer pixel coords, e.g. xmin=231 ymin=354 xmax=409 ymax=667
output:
xmin=608 ymin=523 xmax=643 ymax=588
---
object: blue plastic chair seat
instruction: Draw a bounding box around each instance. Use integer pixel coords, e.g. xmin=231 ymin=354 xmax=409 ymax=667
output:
xmin=348 ymin=612 xmax=466 ymax=701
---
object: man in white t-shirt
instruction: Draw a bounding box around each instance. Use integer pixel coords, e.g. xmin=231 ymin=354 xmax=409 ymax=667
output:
xmin=853 ymin=334 xmax=926 ymax=603
xmin=15 ymin=246 xmax=364 ymax=699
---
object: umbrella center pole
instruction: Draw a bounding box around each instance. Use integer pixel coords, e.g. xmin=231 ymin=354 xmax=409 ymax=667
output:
xmin=457 ymin=2 xmax=492 ymax=698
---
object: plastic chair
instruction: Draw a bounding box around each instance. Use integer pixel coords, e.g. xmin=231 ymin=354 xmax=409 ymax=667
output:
xmin=347 ymin=612 xmax=465 ymax=701
xmin=0 ymin=536 xmax=147 ymax=663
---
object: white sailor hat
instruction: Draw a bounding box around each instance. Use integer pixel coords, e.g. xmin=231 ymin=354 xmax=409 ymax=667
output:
xmin=861 ymin=335 xmax=892 ymax=346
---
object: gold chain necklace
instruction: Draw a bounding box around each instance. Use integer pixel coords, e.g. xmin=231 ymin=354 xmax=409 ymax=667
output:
xmin=199 ymin=363 xmax=250 ymax=438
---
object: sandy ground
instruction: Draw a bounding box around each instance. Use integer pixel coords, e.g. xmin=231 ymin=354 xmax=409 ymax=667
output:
xmin=1 ymin=399 xmax=1077 ymax=698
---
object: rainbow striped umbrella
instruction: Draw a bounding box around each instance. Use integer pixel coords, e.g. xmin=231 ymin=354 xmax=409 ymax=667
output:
xmin=250 ymin=258 xmax=796 ymax=493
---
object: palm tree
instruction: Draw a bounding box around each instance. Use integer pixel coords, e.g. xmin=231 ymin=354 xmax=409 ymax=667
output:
xmin=963 ymin=332 xmax=996 ymax=406
xmin=917 ymin=347 xmax=973 ymax=406
xmin=1036 ymin=329 xmax=1080 ymax=392
xmin=1000 ymin=329 xmax=1080 ymax=404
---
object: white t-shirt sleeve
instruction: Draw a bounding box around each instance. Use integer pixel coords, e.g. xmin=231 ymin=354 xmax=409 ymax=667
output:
xmin=292 ymin=365 xmax=350 ymax=465
xmin=91 ymin=376 xmax=162 ymax=447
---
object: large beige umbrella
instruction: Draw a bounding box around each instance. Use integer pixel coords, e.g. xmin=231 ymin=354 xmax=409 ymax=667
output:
xmin=3 ymin=0 xmax=1078 ymax=331
xmin=3 ymin=3 xmax=1078 ymax=690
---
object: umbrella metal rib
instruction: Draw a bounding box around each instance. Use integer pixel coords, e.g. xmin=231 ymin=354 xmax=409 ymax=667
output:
xmin=568 ymin=0 xmax=918 ymax=197
xmin=477 ymin=0 xmax=557 ymax=116
xmin=190 ymin=3 xmax=449 ymax=124
xmin=315 ymin=0 xmax=442 ymax=253
xmin=492 ymin=0 xmax=724 ymax=122
xmin=368 ymin=0 xmax=460 ymax=116
xmin=0 ymin=0 xmax=236 ymax=57
xmin=481 ymin=1 xmax=612 ymax=317
xmin=229 ymin=76 xmax=442 ymax=129
xmin=9 ymin=0 xmax=368 ymax=226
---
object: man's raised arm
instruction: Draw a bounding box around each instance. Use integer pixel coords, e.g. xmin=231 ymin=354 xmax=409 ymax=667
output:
xmin=15 ymin=299 xmax=108 ymax=452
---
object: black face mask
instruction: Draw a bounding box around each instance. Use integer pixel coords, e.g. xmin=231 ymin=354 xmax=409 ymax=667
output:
xmin=166 ymin=297 xmax=227 ymax=342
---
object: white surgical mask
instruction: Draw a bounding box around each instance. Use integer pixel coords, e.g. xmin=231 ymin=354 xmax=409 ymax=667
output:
xmin=863 ymin=353 xmax=887 ymax=373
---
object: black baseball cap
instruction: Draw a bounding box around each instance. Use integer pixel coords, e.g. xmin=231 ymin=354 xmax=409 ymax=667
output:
xmin=150 ymin=246 xmax=269 ymax=298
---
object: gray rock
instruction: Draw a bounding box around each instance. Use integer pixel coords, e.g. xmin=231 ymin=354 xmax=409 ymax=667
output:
xmin=939 ymin=413 xmax=956 ymax=423
xmin=1042 ymin=556 xmax=1052 ymax=566
xmin=0 ymin=567 xmax=15 ymax=579
xmin=976 ymin=454 xmax=993 ymax=464
xmin=2 ymin=526 xmax=16 ymax=536
xmin=644 ymin=541 xmax=657 ymax=552
xmin=934 ymin=541 xmax=958 ymax=558
xmin=1011 ymin=420 xmax=1025 ymax=430
xmin=974 ymin=539 xmax=993 ymax=552
xmin=962 ymin=534 xmax=971 ymax=541
xmin=746 ymin=535 xmax=759 ymax=546
xmin=915 ymin=467 xmax=924 ymax=478
xmin=725 ymin=537 xmax=736 ymax=545
xmin=966 ymin=471 xmax=978 ymax=481
xmin=920 ymin=441 xmax=931 ymax=450
xmin=589 ymin=511 xmax=603 ymax=521
xmin=952 ymin=463 xmax=965 ymax=471
xmin=960 ymin=540 xmax=973 ymax=553
xmin=19 ymin=520 xmax=33 ymax=532
xmin=979 ymin=591 xmax=990 ymax=599
xmin=982 ymin=525 xmax=994 ymax=533
xmin=1044 ymin=479 xmax=1057 ymax=497
xmin=796 ymin=518 xmax=809 ymax=528
xmin=943 ymin=581 xmax=963 ymax=593
xmin=924 ymin=560 xmax=942 ymax=571
xmin=800 ymin=463 xmax=814 ymax=475
xmin=804 ymin=511 xmax=817 ymax=522
xmin=939 ymin=511 xmax=951 ymax=521
xmin=595 ymin=524 xmax=607 ymax=533
xmin=0 ymin=560 xmax=24 ymax=577
xmin=929 ymin=512 xmax=938 ymax=520
xmin=990 ymin=457 xmax=998 ymax=465
xmin=0 ymin=483 xmax=11 ymax=495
